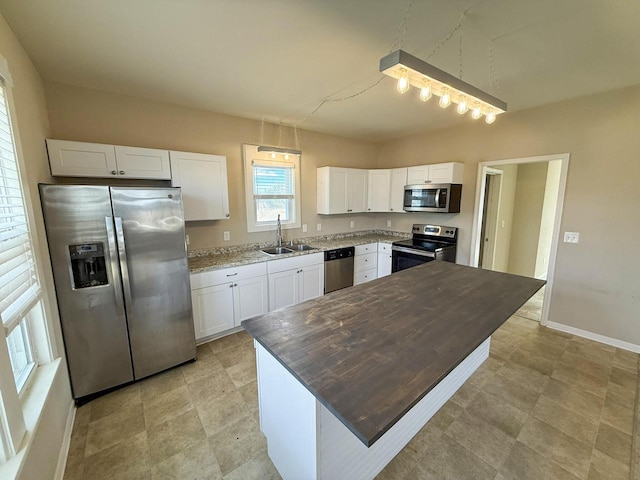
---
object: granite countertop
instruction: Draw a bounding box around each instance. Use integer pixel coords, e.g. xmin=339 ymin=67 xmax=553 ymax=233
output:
xmin=242 ymin=261 xmax=545 ymax=447
xmin=188 ymin=230 xmax=410 ymax=273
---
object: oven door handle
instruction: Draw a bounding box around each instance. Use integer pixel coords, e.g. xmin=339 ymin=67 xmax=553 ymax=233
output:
xmin=392 ymin=246 xmax=436 ymax=258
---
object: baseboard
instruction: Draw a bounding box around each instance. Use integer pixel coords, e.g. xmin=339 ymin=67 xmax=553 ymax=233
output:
xmin=547 ymin=321 xmax=640 ymax=353
xmin=53 ymin=401 xmax=75 ymax=480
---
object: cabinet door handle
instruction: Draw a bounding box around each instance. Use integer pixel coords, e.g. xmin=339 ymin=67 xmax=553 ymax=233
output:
xmin=390 ymin=208 xmax=393 ymax=211
xmin=234 ymin=283 xmax=238 ymax=287
xmin=225 ymin=213 xmax=230 ymax=217
xmin=367 ymin=208 xmax=370 ymax=211
xmin=229 ymin=284 xmax=233 ymax=288
xmin=119 ymin=170 xmax=125 ymax=175
xmin=111 ymin=170 xmax=117 ymax=175
xmin=226 ymin=273 xmax=238 ymax=276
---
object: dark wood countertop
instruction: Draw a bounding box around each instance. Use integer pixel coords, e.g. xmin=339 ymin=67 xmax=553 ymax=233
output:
xmin=242 ymin=261 xmax=545 ymax=447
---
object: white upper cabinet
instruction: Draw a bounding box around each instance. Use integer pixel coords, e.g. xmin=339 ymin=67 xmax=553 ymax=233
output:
xmin=114 ymin=146 xmax=171 ymax=179
xmin=367 ymin=169 xmax=391 ymax=212
xmin=317 ymin=167 xmax=368 ymax=214
xmin=407 ymin=162 xmax=464 ymax=184
xmin=47 ymin=139 xmax=171 ymax=179
xmin=389 ymin=168 xmax=407 ymax=213
xmin=348 ymin=168 xmax=368 ymax=213
xmin=407 ymin=165 xmax=430 ymax=185
xmin=367 ymin=168 xmax=406 ymax=213
xmin=170 ymin=151 xmax=230 ymax=221
xmin=47 ymin=139 xmax=118 ymax=178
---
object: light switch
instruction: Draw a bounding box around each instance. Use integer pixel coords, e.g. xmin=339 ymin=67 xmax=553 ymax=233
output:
xmin=563 ymin=232 xmax=579 ymax=243
xmin=387 ymin=220 xmax=392 ymax=228
xmin=302 ymin=224 xmax=308 ymax=233
xmin=223 ymin=231 xmax=230 ymax=241
xmin=350 ymin=220 xmax=355 ymax=228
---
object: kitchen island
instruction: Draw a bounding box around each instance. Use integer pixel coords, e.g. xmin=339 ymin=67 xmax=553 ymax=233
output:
xmin=242 ymin=261 xmax=545 ymax=480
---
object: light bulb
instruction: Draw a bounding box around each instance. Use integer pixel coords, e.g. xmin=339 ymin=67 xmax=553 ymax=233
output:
xmin=456 ymin=95 xmax=468 ymax=114
xmin=485 ymin=110 xmax=496 ymax=124
xmin=396 ymin=69 xmax=410 ymax=94
xmin=271 ymin=152 xmax=277 ymax=159
xmin=439 ymin=87 xmax=451 ymax=108
xmin=471 ymin=102 xmax=482 ymax=119
xmin=419 ymin=79 xmax=432 ymax=102
xmin=284 ymin=154 xmax=290 ymax=160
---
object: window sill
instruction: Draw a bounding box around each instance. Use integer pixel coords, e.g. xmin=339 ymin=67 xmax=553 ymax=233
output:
xmin=0 ymin=358 xmax=64 ymax=479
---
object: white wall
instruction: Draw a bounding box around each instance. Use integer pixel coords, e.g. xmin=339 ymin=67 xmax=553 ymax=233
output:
xmin=507 ymin=162 xmax=548 ymax=277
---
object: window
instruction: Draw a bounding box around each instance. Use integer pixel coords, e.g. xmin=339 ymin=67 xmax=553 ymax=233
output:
xmin=0 ymin=57 xmax=59 ymax=470
xmin=0 ymin=77 xmax=41 ymax=393
xmin=243 ymin=144 xmax=301 ymax=233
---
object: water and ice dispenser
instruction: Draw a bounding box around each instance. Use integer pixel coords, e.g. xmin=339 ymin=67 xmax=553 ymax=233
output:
xmin=69 ymin=243 xmax=108 ymax=289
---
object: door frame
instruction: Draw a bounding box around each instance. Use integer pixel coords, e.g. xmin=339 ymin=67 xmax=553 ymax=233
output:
xmin=479 ymin=168 xmax=503 ymax=270
xmin=470 ymin=153 xmax=570 ymax=326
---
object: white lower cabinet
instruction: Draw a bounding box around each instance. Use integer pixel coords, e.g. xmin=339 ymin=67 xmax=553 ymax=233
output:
xmin=354 ymin=243 xmax=378 ymax=285
xmin=191 ymin=263 xmax=268 ymax=341
xmin=268 ymin=253 xmax=324 ymax=311
xmin=377 ymin=243 xmax=392 ymax=277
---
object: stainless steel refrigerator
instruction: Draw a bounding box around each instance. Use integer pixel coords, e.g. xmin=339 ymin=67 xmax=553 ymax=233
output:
xmin=39 ymin=185 xmax=195 ymax=399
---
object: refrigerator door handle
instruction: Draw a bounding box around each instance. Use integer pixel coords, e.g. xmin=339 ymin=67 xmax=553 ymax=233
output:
xmin=105 ymin=217 xmax=126 ymax=314
xmin=114 ymin=216 xmax=133 ymax=313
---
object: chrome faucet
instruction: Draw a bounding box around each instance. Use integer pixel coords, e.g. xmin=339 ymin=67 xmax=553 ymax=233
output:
xmin=276 ymin=214 xmax=283 ymax=246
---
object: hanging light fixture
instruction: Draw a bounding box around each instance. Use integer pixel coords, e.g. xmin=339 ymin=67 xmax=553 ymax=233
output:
xmin=379 ymin=50 xmax=507 ymax=124
xmin=256 ymin=146 xmax=302 ymax=158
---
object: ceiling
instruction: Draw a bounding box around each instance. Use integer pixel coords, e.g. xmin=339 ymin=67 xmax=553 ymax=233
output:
xmin=1 ymin=0 xmax=639 ymax=142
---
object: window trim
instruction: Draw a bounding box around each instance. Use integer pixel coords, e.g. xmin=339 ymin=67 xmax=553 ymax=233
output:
xmin=243 ymin=144 xmax=301 ymax=233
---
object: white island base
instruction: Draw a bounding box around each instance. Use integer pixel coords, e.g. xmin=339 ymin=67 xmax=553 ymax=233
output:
xmin=254 ymin=338 xmax=490 ymax=480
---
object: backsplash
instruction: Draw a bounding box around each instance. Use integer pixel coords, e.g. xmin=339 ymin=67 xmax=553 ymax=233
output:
xmin=188 ymin=229 xmax=410 ymax=257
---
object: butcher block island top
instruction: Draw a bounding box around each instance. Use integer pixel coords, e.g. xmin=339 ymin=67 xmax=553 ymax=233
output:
xmin=242 ymin=261 xmax=545 ymax=447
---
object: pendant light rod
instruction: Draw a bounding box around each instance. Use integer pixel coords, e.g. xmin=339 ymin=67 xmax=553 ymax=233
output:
xmin=380 ymin=49 xmax=507 ymax=115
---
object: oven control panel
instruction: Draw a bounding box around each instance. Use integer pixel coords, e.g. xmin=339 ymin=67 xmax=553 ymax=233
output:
xmin=412 ymin=224 xmax=457 ymax=239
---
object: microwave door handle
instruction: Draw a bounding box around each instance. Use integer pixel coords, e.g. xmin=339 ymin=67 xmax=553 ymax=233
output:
xmin=114 ymin=217 xmax=133 ymax=314
xmin=105 ymin=217 xmax=125 ymax=313
xmin=435 ymin=188 xmax=441 ymax=208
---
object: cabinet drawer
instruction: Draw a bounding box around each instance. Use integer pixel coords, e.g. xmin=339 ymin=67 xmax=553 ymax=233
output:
xmin=354 ymin=267 xmax=377 ymax=285
xmin=267 ymin=252 xmax=324 ymax=274
xmin=191 ymin=262 xmax=267 ymax=289
xmin=378 ymin=242 xmax=392 ymax=253
xmin=354 ymin=252 xmax=377 ymax=272
xmin=355 ymin=243 xmax=377 ymax=255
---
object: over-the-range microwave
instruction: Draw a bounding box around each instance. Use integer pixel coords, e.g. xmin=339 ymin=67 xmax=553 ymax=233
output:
xmin=403 ymin=183 xmax=462 ymax=213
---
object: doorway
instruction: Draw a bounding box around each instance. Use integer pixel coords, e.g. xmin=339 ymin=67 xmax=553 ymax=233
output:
xmin=470 ymin=154 xmax=570 ymax=325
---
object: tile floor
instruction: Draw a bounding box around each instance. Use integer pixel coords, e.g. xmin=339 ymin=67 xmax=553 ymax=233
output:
xmin=64 ymin=315 xmax=639 ymax=480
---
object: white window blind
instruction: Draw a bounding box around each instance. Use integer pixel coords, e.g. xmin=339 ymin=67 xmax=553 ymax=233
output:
xmin=0 ymin=80 xmax=41 ymax=336
xmin=252 ymin=160 xmax=295 ymax=223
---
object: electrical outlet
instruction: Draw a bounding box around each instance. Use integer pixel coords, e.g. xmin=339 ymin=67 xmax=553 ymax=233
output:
xmin=350 ymin=220 xmax=355 ymax=228
xmin=302 ymin=224 xmax=308 ymax=233
xmin=185 ymin=235 xmax=190 ymax=245
xmin=386 ymin=220 xmax=391 ymax=228
xmin=223 ymin=231 xmax=230 ymax=241
xmin=501 ymin=220 xmax=505 ymax=228
xmin=563 ymin=232 xmax=579 ymax=244
xmin=317 ymin=223 xmax=322 ymax=231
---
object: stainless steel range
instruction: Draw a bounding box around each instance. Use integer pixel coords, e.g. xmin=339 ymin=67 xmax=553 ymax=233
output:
xmin=392 ymin=224 xmax=458 ymax=272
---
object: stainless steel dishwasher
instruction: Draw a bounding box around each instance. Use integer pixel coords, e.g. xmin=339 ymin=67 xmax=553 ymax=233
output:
xmin=324 ymin=246 xmax=355 ymax=293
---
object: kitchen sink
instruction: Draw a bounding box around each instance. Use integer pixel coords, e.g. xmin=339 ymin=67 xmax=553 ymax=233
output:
xmin=261 ymin=246 xmax=294 ymax=255
xmin=289 ymin=244 xmax=315 ymax=251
